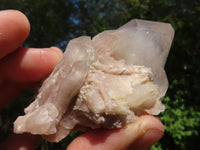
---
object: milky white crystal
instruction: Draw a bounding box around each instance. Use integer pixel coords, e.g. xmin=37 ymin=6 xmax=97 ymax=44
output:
xmin=14 ymin=19 xmax=174 ymax=142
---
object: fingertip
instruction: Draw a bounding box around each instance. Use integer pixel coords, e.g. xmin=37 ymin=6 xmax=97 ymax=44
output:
xmin=129 ymin=129 xmax=164 ymax=150
xmin=124 ymin=115 xmax=164 ymax=136
xmin=1 ymin=10 xmax=30 ymax=29
xmin=67 ymin=115 xmax=164 ymax=150
xmin=50 ymin=46 xmax=63 ymax=59
xmin=0 ymin=47 xmax=63 ymax=82
xmin=18 ymin=47 xmax=63 ymax=82
xmin=0 ymin=10 xmax=30 ymax=58
xmin=124 ymin=115 xmax=164 ymax=149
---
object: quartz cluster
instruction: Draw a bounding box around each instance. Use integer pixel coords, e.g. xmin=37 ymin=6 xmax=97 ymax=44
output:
xmin=14 ymin=19 xmax=174 ymax=142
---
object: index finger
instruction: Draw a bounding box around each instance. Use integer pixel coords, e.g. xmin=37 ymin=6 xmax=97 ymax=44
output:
xmin=0 ymin=10 xmax=30 ymax=59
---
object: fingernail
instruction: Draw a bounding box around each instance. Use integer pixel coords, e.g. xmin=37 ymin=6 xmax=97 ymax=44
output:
xmin=130 ymin=129 xmax=164 ymax=150
xmin=49 ymin=47 xmax=63 ymax=58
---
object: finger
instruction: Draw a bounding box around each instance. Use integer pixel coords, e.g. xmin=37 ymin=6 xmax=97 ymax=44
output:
xmin=0 ymin=47 xmax=62 ymax=109
xmin=0 ymin=47 xmax=63 ymax=82
xmin=129 ymin=129 xmax=163 ymax=150
xmin=0 ymin=10 xmax=30 ymax=59
xmin=67 ymin=115 xmax=164 ymax=150
xmin=0 ymin=133 xmax=41 ymax=150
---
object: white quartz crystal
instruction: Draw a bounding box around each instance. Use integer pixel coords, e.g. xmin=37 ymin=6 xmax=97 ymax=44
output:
xmin=14 ymin=19 xmax=174 ymax=142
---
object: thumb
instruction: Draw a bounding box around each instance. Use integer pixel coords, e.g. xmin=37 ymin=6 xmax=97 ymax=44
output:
xmin=67 ymin=115 xmax=164 ymax=150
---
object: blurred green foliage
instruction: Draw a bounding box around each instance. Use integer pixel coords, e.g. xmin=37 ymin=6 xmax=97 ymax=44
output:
xmin=0 ymin=0 xmax=200 ymax=149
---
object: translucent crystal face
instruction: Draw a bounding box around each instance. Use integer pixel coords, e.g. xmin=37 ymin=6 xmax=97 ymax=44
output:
xmin=14 ymin=19 xmax=174 ymax=142
xmin=93 ymin=19 xmax=174 ymax=99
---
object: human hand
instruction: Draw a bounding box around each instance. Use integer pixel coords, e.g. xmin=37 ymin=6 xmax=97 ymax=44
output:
xmin=0 ymin=10 xmax=62 ymax=149
xmin=0 ymin=10 xmax=164 ymax=150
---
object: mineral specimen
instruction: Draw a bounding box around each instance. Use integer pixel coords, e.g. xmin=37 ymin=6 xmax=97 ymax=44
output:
xmin=14 ymin=19 xmax=174 ymax=142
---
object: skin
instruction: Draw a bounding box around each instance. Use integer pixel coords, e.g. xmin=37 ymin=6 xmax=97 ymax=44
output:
xmin=0 ymin=10 xmax=164 ymax=150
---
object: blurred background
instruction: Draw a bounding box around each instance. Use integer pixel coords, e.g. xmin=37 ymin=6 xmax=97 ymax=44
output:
xmin=0 ymin=0 xmax=200 ymax=149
